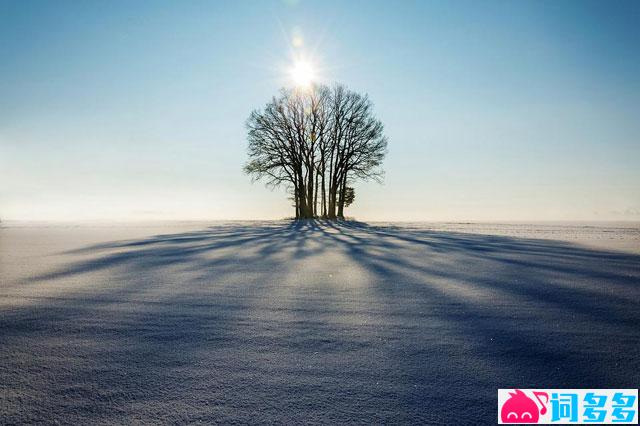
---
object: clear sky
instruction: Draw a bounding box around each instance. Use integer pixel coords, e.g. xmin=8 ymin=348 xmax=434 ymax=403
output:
xmin=1 ymin=0 xmax=639 ymax=221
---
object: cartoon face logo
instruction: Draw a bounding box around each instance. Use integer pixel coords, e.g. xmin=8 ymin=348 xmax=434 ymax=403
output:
xmin=501 ymin=389 xmax=548 ymax=423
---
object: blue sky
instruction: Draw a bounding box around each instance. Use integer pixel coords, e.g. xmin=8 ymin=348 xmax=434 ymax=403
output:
xmin=1 ymin=0 xmax=639 ymax=221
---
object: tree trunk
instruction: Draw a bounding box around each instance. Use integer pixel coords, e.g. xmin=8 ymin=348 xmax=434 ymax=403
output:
xmin=337 ymin=172 xmax=347 ymax=218
xmin=321 ymin=171 xmax=326 ymax=217
xmin=327 ymin=147 xmax=336 ymax=219
xmin=328 ymin=174 xmax=338 ymax=219
xmin=307 ymin=166 xmax=314 ymax=218
xmin=314 ymin=171 xmax=319 ymax=217
xmin=297 ymin=169 xmax=311 ymax=219
xmin=294 ymin=183 xmax=299 ymax=219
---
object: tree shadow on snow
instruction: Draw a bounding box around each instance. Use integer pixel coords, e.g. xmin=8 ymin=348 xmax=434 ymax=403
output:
xmin=2 ymin=221 xmax=639 ymax=424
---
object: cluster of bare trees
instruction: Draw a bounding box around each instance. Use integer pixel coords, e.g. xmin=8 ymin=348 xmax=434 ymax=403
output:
xmin=245 ymin=84 xmax=387 ymax=219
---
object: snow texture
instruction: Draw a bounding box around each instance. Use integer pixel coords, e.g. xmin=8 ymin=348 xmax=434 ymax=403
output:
xmin=1 ymin=221 xmax=639 ymax=424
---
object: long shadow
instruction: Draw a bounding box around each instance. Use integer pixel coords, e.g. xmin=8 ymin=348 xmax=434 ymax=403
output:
xmin=1 ymin=221 xmax=639 ymax=424
xmin=2 ymin=222 xmax=315 ymax=423
xmin=317 ymin=221 xmax=640 ymax=422
xmin=325 ymin=222 xmax=640 ymax=323
xmin=20 ymin=221 xmax=304 ymax=284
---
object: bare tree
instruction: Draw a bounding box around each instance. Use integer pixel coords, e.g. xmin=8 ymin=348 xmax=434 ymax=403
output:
xmin=245 ymin=84 xmax=387 ymax=219
xmin=327 ymin=85 xmax=387 ymax=218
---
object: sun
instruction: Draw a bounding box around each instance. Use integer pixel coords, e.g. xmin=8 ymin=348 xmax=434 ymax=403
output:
xmin=290 ymin=60 xmax=316 ymax=87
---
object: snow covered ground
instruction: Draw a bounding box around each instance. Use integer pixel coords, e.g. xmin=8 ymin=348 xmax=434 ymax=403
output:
xmin=1 ymin=221 xmax=639 ymax=424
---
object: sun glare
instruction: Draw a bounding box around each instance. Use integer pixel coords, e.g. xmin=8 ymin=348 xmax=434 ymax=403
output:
xmin=290 ymin=60 xmax=315 ymax=87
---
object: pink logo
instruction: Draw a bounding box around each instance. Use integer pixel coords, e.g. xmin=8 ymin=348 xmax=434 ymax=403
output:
xmin=501 ymin=389 xmax=549 ymax=423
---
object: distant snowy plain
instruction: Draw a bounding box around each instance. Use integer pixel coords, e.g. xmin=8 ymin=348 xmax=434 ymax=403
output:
xmin=1 ymin=221 xmax=638 ymax=424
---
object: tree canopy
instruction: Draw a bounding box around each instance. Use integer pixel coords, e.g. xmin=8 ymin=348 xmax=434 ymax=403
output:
xmin=245 ymin=84 xmax=387 ymax=219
